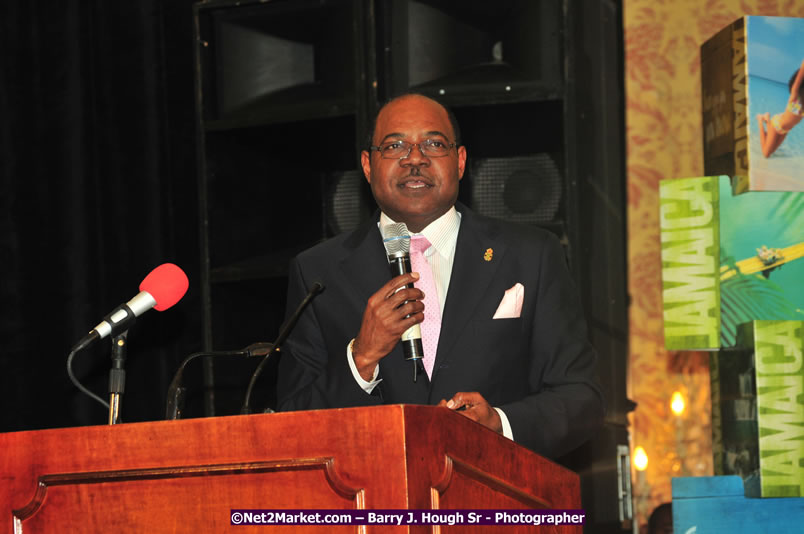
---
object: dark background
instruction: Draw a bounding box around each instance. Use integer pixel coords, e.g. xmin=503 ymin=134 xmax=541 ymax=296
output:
xmin=1 ymin=1 xmax=202 ymax=430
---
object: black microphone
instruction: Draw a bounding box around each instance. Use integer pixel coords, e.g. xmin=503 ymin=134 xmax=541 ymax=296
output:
xmin=380 ymin=223 xmax=424 ymax=381
xmin=240 ymin=281 xmax=325 ymax=415
xmin=164 ymin=342 xmax=274 ymax=420
xmin=166 ymin=279 xmax=323 ymax=420
xmin=273 ymin=281 xmax=325 ymax=353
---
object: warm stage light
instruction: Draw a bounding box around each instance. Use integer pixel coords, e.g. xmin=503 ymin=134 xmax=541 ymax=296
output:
xmin=671 ymin=391 xmax=685 ymax=415
xmin=634 ymin=446 xmax=648 ymax=471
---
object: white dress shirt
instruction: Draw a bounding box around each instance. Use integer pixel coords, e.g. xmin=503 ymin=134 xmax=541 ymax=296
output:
xmin=344 ymin=207 xmax=514 ymax=441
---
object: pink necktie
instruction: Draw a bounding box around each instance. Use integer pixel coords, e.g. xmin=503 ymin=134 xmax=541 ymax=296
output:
xmin=410 ymin=235 xmax=441 ymax=378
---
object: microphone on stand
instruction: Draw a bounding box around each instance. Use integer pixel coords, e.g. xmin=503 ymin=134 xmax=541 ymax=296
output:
xmin=240 ymin=281 xmax=325 ymax=415
xmin=164 ymin=341 xmax=274 ymax=420
xmin=380 ymin=223 xmax=424 ymax=382
xmin=67 ymin=263 xmax=189 ymax=421
xmin=165 ymin=281 xmax=325 ymax=420
xmin=72 ymin=263 xmax=189 ymax=352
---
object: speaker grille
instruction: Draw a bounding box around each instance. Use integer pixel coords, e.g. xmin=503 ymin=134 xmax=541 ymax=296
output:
xmin=468 ymin=154 xmax=563 ymax=225
xmin=326 ymin=170 xmax=374 ymax=236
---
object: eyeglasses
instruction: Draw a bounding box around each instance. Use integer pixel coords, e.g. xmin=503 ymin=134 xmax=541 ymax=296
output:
xmin=369 ymin=139 xmax=457 ymax=159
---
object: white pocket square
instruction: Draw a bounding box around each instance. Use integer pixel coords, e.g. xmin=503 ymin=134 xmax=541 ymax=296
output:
xmin=493 ymin=283 xmax=524 ymax=319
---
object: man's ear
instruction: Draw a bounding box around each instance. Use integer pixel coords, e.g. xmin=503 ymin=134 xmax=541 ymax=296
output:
xmin=361 ymin=150 xmax=371 ymax=183
xmin=457 ymin=145 xmax=467 ymax=180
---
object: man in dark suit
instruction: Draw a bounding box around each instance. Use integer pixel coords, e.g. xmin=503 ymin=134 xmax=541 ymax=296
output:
xmin=277 ymin=94 xmax=604 ymax=458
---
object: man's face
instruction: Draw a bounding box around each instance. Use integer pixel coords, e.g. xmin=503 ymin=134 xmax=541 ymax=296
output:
xmin=361 ymin=95 xmax=467 ymax=233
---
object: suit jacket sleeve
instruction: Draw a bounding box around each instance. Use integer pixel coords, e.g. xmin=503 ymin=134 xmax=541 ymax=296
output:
xmin=276 ymin=256 xmax=382 ymax=411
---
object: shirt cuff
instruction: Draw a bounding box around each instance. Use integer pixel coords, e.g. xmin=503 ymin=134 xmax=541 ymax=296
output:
xmin=494 ymin=407 xmax=514 ymax=441
xmin=347 ymin=338 xmax=381 ymax=393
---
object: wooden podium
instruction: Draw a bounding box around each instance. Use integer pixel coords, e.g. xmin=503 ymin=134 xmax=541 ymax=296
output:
xmin=0 ymin=405 xmax=581 ymax=533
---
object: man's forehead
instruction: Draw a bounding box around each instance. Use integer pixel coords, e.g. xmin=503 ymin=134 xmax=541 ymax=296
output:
xmin=381 ymin=94 xmax=443 ymax=110
xmin=375 ymin=96 xmax=453 ymax=135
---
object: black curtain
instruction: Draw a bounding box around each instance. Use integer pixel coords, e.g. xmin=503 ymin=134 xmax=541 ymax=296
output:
xmin=0 ymin=1 xmax=200 ymax=431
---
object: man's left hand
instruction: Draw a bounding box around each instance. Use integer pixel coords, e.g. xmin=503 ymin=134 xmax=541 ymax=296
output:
xmin=438 ymin=392 xmax=502 ymax=434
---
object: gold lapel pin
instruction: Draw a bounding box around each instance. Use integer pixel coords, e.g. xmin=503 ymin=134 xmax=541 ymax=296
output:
xmin=484 ymin=248 xmax=493 ymax=262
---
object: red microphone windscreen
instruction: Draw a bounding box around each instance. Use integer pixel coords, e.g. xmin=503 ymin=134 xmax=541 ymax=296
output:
xmin=139 ymin=263 xmax=189 ymax=311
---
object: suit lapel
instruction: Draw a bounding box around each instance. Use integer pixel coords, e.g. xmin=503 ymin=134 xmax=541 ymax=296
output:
xmin=338 ymin=215 xmax=389 ymax=304
xmin=432 ymin=208 xmax=505 ymax=382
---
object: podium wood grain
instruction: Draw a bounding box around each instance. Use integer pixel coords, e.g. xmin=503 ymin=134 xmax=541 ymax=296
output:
xmin=0 ymin=405 xmax=580 ymax=533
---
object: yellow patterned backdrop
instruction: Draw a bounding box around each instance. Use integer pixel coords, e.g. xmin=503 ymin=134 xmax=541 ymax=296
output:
xmin=623 ymin=0 xmax=804 ymax=529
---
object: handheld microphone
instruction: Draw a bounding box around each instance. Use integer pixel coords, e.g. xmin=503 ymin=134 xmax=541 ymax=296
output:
xmin=72 ymin=263 xmax=189 ymax=352
xmin=380 ymin=223 xmax=424 ymax=381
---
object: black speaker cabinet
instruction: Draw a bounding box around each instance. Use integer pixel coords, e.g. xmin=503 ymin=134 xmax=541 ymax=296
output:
xmin=198 ymin=0 xmax=364 ymax=127
xmin=193 ymin=0 xmax=374 ymax=417
xmin=378 ymin=0 xmax=562 ymax=103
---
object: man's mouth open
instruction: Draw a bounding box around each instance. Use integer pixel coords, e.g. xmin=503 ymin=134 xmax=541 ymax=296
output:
xmin=398 ymin=171 xmax=433 ymax=189
xmin=400 ymin=179 xmax=431 ymax=189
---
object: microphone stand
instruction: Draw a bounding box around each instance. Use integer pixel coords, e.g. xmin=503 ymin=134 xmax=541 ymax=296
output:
xmin=165 ymin=343 xmax=273 ymax=420
xmin=108 ymin=332 xmax=128 ymax=425
xmin=240 ymin=282 xmax=324 ymax=415
xmin=164 ymin=282 xmax=324 ymax=420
